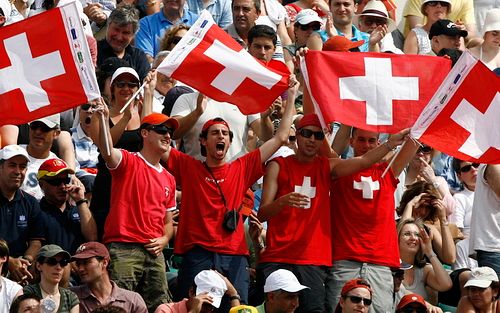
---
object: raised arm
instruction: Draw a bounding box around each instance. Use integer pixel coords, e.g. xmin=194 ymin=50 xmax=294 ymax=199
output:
xmin=93 ymin=100 xmax=121 ymax=168
xmin=172 ymin=92 xmax=206 ymax=140
xmin=485 ymin=164 xmax=500 ymax=198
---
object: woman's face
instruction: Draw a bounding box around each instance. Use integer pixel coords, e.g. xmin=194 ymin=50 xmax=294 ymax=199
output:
xmin=169 ymin=28 xmax=188 ymax=50
xmin=399 ymin=223 xmax=421 ymax=255
xmin=411 ymin=145 xmax=432 ymax=167
xmin=112 ymin=74 xmax=139 ymax=105
xmin=483 ymin=30 xmax=500 ymax=47
xmin=36 ymin=255 xmax=68 ymax=284
xmin=467 ymin=285 xmax=498 ymax=309
xmin=423 ymin=1 xmax=449 ymax=21
xmin=457 ymin=161 xmax=478 ymax=190
xmin=294 ymin=22 xmax=321 ymax=46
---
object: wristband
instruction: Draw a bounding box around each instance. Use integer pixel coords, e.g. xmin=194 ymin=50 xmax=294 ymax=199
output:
xmin=432 ymin=180 xmax=440 ymax=189
xmin=426 ymin=252 xmax=437 ymax=260
xmin=440 ymin=220 xmax=449 ymax=226
xmin=229 ymin=294 xmax=241 ymax=301
xmin=76 ymin=199 xmax=89 ymax=206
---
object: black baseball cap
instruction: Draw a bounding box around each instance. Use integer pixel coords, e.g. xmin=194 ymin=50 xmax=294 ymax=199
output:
xmin=429 ymin=19 xmax=468 ymax=39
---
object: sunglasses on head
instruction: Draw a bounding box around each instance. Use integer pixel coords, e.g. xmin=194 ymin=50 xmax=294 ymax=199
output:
xmin=417 ymin=145 xmax=432 ymax=154
xmin=43 ymin=257 xmax=69 ymax=267
xmin=400 ymin=307 xmax=427 ymax=313
xmin=81 ymin=103 xmax=97 ymax=111
xmin=298 ymin=128 xmax=325 ymax=140
xmin=148 ymin=125 xmax=174 ymax=136
xmin=114 ymin=81 xmax=139 ymax=89
xmin=345 ymin=295 xmax=372 ymax=306
xmin=43 ymin=176 xmax=72 ymax=186
xmin=362 ymin=16 xmax=387 ymax=26
xmin=29 ymin=122 xmax=54 ymax=133
xmin=171 ymin=36 xmax=183 ymax=44
xmin=299 ymin=23 xmax=321 ymax=31
xmin=459 ymin=163 xmax=479 ymax=173
xmin=426 ymin=1 xmax=450 ymax=7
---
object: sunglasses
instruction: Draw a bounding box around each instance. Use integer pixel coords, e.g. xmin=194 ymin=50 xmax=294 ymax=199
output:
xmin=43 ymin=257 xmax=69 ymax=267
xmin=345 ymin=295 xmax=372 ymax=306
xmin=400 ymin=307 xmax=427 ymax=313
xmin=362 ymin=17 xmax=387 ymax=26
xmin=298 ymin=23 xmax=321 ymax=31
xmin=148 ymin=125 xmax=174 ymax=136
xmin=417 ymin=145 xmax=432 ymax=154
xmin=43 ymin=176 xmax=72 ymax=186
xmin=171 ymin=35 xmax=183 ymax=45
xmin=298 ymin=128 xmax=325 ymax=140
xmin=114 ymin=81 xmax=139 ymax=89
xmin=459 ymin=163 xmax=479 ymax=173
xmin=81 ymin=103 xmax=97 ymax=111
xmin=29 ymin=122 xmax=54 ymax=133
xmin=426 ymin=1 xmax=450 ymax=7
xmin=288 ymin=135 xmax=297 ymax=142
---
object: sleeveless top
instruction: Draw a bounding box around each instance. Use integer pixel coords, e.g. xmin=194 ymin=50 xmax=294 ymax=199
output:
xmin=412 ymin=27 xmax=432 ymax=55
xmin=403 ymin=266 xmax=430 ymax=300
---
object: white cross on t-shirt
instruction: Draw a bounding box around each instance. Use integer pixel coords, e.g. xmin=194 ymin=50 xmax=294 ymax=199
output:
xmin=0 ymin=33 xmax=66 ymax=111
xmin=353 ymin=176 xmax=380 ymax=199
xmin=294 ymin=176 xmax=316 ymax=209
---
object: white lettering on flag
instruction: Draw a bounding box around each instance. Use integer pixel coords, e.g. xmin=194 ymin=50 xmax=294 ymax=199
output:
xmin=450 ymin=93 xmax=500 ymax=158
xmin=339 ymin=58 xmax=419 ymax=125
xmin=203 ymin=39 xmax=281 ymax=95
xmin=0 ymin=33 xmax=66 ymax=112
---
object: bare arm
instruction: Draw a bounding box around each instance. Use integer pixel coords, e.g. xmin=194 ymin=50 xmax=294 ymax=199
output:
xmin=68 ymin=177 xmax=98 ymax=242
xmin=403 ymin=30 xmax=419 ymax=54
xmin=420 ymin=227 xmax=453 ymax=292
xmin=144 ymin=211 xmax=173 ymax=256
xmin=456 ymin=296 xmax=476 ymax=313
xmin=407 ymin=15 xmax=423 ymax=30
xmin=141 ymin=70 xmax=157 ymax=119
xmin=70 ymin=304 xmax=79 ymax=313
xmin=57 ymin=131 xmax=77 ymax=171
xmin=331 ymin=124 xmax=352 ymax=156
xmin=172 ymin=93 xmax=206 ymax=139
xmin=93 ymin=101 xmax=122 ymax=168
xmin=485 ymin=164 xmax=500 ymax=198
xmin=432 ymin=200 xmax=456 ymax=264
xmin=251 ymin=117 xmax=273 ymax=142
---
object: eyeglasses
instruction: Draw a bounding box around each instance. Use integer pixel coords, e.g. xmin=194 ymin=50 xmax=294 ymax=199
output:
xmin=361 ymin=16 xmax=387 ymax=26
xmin=43 ymin=257 xmax=69 ymax=267
xmin=114 ymin=81 xmax=139 ymax=89
xmin=298 ymin=128 xmax=325 ymax=140
xmin=402 ymin=231 xmax=421 ymax=238
xmin=29 ymin=122 xmax=54 ymax=133
xmin=298 ymin=23 xmax=321 ymax=31
xmin=81 ymin=103 xmax=97 ymax=111
xmin=345 ymin=295 xmax=372 ymax=306
xmin=426 ymin=1 xmax=450 ymax=7
xmin=417 ymin=145 xmax=432 ymax=154
xmin=400 ymin=307 xmax=427 ymax=313
xmin=459 ymin=163 xmax=479 ymax=173
xmin=148 ymin=125 xmax=174 ymax=136
xmin=171 ymin=35 xmax=183 ymax=45
xmin=43 ymin=176 xmax=72 ymax=186
xmin=288 ymin=136 xmax=296 ymax=142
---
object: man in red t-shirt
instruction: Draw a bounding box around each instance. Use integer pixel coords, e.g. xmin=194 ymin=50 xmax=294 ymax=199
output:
xmin=257 ymin=115 xmax=409 ymax=313
xmin=94 ymin=106 xmax=178 ymax=312
xmin=330 ymin=128 xmax=419 ymax=313
xmin=164 ymin=77 xmax=299 ymax=309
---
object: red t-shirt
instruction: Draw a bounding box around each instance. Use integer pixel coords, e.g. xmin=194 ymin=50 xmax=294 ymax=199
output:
xmin=103 ymin=150 xmax=176 ymax=244
xmin=167 ymin=149 xmax=264 ymax=255
xmin=259 ymin=155 xmax=332 ymax=266
xmin=330 ymin=163 xmax=400 ymax=268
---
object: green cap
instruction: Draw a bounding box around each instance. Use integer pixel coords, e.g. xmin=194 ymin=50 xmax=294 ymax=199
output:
xmin=37 ymin=244 xmax=71 ymax=260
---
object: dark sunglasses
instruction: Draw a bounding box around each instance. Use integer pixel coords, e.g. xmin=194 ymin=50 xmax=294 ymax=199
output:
xmin=81 ymin=103 xmax=97 ymax=111
xmin=29 ymin=122 xmax=54 ymax=132
xmin=298 ymin=128 xmax=325 ymax=140
xmin=114 ymin=81 xmax=139 ymax=89
xmin=43 ymin=257 xmax=69 ymax=267
xmin=43 ymin=176 xmax=72 ymax=186
xmin=362 ymin=17 xmax=387 ymax=26
xmin=299 ymin=23 xmax=321 ymax=31
xmin=426 ymin=1 xmax=450 ymax=7
xmin=171 ymin=35 xmax=183 ymax=44
xmin=288 ymin=136 xmax=296 ymax=142
xmin=345 ymin=295 xmax=372 ymax=306
xmin=148 ymin=125 xmax=174 ymax=136
xmin=459 ymin=163 xmax=479 ymax=173
xmin=417 ymin=145 xmax=432 ymax=154
xmin=400 ymin=307 xmax=427 ymax=313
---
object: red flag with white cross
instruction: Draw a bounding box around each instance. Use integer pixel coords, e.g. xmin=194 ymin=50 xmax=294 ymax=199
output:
xmin=411 ymin=51 xmax=500 ymax=164
xmin=0 ymin=2 xmax=99 ymax=126
xmin=301 ymin=51 xmax=450 ymax=133
xmin=156 ymin=10 xmax=290 ymax=115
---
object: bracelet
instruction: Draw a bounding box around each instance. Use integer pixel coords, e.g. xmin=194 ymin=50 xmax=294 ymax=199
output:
xmin=440 ymin=219 xmax=449 ymax=226
xmin=229 ymin=294 xmax=241 ymax=301
xmin=432 ymin=180 xmax=441 ymax=189
xmin=427 ymin=252 xmax=437 ymax=260
xmin=76 ymin=199 xmax=89 ymax=206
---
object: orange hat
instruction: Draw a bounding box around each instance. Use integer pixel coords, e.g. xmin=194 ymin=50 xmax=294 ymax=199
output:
xmin=141 ymin=113 xmax=179 ymax=130
xmin=396 ymin=294 xmax=427 ymax=312
xmin=323 ymin=36 xmax=365 ymax=52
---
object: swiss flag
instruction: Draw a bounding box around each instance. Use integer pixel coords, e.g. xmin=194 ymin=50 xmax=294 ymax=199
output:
xmin=411 ymin=51 xmax=500 ymax=164
xmin=0 ymin=2 xmax=99 ymax=126
xmin=301 ymin=51 xmax=450 ymax=133
xmin=156 ymin=10 xmax=290 ymax=115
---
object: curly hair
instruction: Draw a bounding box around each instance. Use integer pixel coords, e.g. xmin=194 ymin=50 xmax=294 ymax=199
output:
xmin=397 ymin=181 xmax=441 ymax=222
xmin=160 ymin=24 xmax=190 ymax=51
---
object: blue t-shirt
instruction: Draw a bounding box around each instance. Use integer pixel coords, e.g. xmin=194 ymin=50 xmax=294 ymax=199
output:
xmin=317 ymin=24 xmax=370 ymax=52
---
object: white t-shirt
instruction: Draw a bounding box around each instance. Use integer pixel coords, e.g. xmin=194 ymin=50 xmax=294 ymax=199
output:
xmin=450 ymin=187 xmax=474 ymax=237
xmin=20 ymin=145 xmax=57 ymax=201
xmin=0 ymin=277 xmax=22 ymax=312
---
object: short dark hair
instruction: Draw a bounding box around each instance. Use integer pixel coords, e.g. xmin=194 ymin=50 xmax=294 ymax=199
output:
xmin=108 ymin=5 xmax=140 ymax=34
xmin=9 ymin=294 xmax=42 ymax=313
xmin=248 ymin=25 xmax=278 ymax=46
xmin=452 ymin=157 xmax=464 ymax=173
xmin=90 ymin=305 xmax=127 ymax=313
xmin=199 ymin=118 xmax=233 ymax=157
xmin=232 ymin=0 xmax=261 ymax=13
xmin=397 ymin=181 xmax=441 ymax=222
xmin=0 ymin=239 xmax=9 ymax=276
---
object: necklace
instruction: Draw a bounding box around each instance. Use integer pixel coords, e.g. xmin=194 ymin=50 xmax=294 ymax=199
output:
xmin=40 ymin=285 xmax=59 ymax=313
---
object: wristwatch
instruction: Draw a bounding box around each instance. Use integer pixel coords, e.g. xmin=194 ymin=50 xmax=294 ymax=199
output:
xmin=229 ymin=294 xmax=241 ymax=301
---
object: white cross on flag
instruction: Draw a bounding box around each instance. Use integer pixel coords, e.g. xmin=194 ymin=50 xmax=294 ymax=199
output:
xmin=411 ymin=50 xmax=500 ymax=164
xmin=0 ymin=2 xmax=99 ymax=126
xmin=156 ymin=10 xmax=290 ymax=115
xmin=301 ymin=51 xmax=450 ymax=133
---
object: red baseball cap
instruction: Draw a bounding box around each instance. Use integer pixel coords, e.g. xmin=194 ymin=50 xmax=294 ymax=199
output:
xmin=335 ymin=279 xmax=373 ymax=313
xmin=323 ymin=36 xmax=365 ymax=52
xmin=396 ymin=294 xmax=427 ymax=312
xmin=141 ymin=113 xmax=179 ymax=130
xmin=37 ymin=158 xmax=75 ymax=180
xmin=71 ymin=242 xmax=110 ymax=260
xmin=297 ymin=114 xmax=321 ymax=129
xmin=202 ymin=118 xmax=231 ymax=133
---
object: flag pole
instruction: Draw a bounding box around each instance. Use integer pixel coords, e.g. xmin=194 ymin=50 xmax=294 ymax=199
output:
xmin=119 ymin=82 xmax=146 ymax=114
xmin=381 ymin=140 xmax=405 ymax=178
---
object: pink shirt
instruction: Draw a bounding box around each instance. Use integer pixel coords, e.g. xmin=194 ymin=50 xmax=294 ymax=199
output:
xmin=155 ymin=299 xmax=188 ymax=313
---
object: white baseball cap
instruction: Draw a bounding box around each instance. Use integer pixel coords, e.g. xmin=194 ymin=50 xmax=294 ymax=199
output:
xmin=295 ymin=9 xmax=322 ymax=26
xmin=110 ymin=67 xmax=140 ymax=86
xmin=194 ymin=270 xmax=228 ymax=308
xmin=464 ymin=267 xmax=499 ymax=288
xmin=0 ymin=145 xmax=30 ymax=162
xmin=264 ymin=269 xmax=309 ymax=293
xmin=29 ymin=113 xmax=60 ymax=129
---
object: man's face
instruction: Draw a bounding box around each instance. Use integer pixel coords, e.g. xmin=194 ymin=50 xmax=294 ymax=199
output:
xmin=39 ymin=172 xmax=71 ymax=205
xmin=202 ymin=124 xmax=231 ymax=161
xmin=78 ymin=101 xmax=98 ymax=135
xmin=75 ymin=257 xmax=107 ymax=284
xmin=330 ymin=0 xmax=357 ymax=27
xmin=268 ymin=290 xmax=300 ymax=313
xmin=0 ymin=156 xmax=28 ymax=192
xmin=163 ymin=0 xmax=185 ymax=13
xmin=339 ymin=287 xmax=372 ymax=313
xmin=232 ymin=0 xmax=259 ymax=34
xmin=433 ymin=34 xmax=463 ymax=52
xmin=296 ymin=126 xmax=323 ymax=158
xmin=106 ymin=22 xmax=135 ymax=53
xmin=350 ymin=129 xmax=379 ymax=157
xmin=142 ymin=124 xmax=174 ymax=153
xmin=358 ymin=15 xmax=387 ymax=33
xmin=28 ymin=122 xmax=59 ymax=151
xmin=248 ymin=36 xmax=276 ymax=61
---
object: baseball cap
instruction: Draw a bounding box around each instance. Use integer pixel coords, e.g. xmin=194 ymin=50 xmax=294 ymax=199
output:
xmin=297 ymin=113 xmax=321 ymax=129
xmin=71 ymin=242 xmax=110 ymax=260
xmin=202 ymin=118 xmax=231 ymax=133
xmin=428 ymin=19 xmax=468 ymax=39
xmin=229 ymin=305 xmax=258 ymax=313
xmin=482 ymin=8 xmax=500 ymax=34
xmin=37 ymin=158 xmax=75 ymax=180
xmin=110 ymin=67 xmax=140 ymax=86
xmin=37 ymin=244 xmax=71 ymax=260
xmin=353 ymin=0 xmax=396 ymax=32
xmin=323 ymin=36 xmax=364 ymax=52
xmin=140 ymin=113 xmax=179 ymax=130
xmin=263 ymin=269 xmax=309 ymax=293
xmin=0 ymin=145 xmax=30 ymax=162
xmin=295 ymin=9 xmax=322 ymax=25
xmin=29 ymin=113 xmax=61 ymax=129
xmin=194 ymin=270 xmax=227 ymax=308
xmin=341 ymin=278 xmax=373 ymax=296
xmin=99 ymin=57 xmax=131 ymax=77
xmin=396 ymin=294 xmax=427 ymax=312
xmin=464 ymin=267 xmax=499 ymax=288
